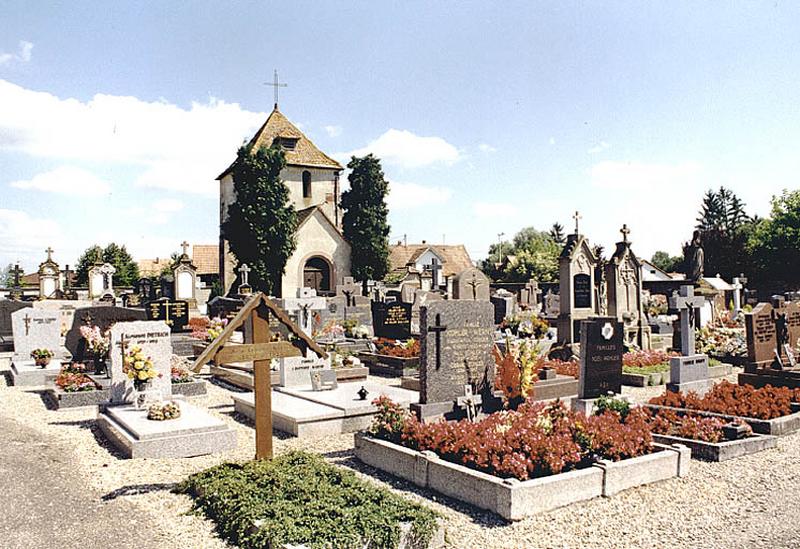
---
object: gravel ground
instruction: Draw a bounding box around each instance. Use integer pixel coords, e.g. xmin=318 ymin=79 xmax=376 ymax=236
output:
xmin=1 ymin=366 xmax=798 ymax=549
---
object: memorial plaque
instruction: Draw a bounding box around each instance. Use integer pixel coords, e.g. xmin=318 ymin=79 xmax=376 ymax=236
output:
xmin=278 ymin=355 xmax=330 ymax=387
xmin=372 ymin=301 xmax=412 ymax=340
xmin=109 ymin=320 xmax=172 ymax=404
xmin=745 ymin=302 xmax=776 ymax=366
xmin=573 ymin=273 xmax=592 ymax=309
xmin=419 ymin=301 xmax=495 ymax=404
xmin=145 ymin=298 xmax=189 ymax=332
xmin=578 ymin=317 xmax=623 ymax=399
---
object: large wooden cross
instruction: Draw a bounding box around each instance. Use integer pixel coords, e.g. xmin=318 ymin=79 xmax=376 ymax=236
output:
xmin=192 ymin=293 xmax=327 ymax=459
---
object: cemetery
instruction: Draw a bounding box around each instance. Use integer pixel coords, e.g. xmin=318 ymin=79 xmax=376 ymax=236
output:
xmin=5 ymin=9 xmax=800 ymax=545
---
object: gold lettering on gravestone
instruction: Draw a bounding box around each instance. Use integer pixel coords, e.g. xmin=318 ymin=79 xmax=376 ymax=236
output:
xmin=385 ymin=306 xmax=408 ymax=325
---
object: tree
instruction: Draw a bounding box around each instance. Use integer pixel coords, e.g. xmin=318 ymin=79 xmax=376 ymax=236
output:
xmin=650 ymin=251 xmax=682 ymax=273
xmin=221 ymin=143 xmax=296 ymax=296
xmin=549 ymin=222 xmax=566 ymax=246
xmin=694 ymin=186 xmax=753 ymax=279
xmin=75 ymin=243 xmax=139 ymax=286
xmin=748 ymin=189 xmax=800 ymax=288
xmin=341 ymin=154 xmax=391 ymax=290
xmin=480 ymin=227 xmax=559 ymax=282
xmin=1 ymin=263 xmax=21 ymax=287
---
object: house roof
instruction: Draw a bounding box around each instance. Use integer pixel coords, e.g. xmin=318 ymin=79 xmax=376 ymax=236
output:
xmin=296 ymin=205 xmax=347 ymax=239
xmin=388 ymin=243 xmax=474 ymax=278
xmin=137 ymin=257 xmax=172 ymax=277
xmin=218 ymin=106 xmax=343 ymax=179
xmin=702 ymin=276 xmax=734 ymax=291
xmin=192 ymin=245 xmax=219 ymax=275
xmin=640 ymin=259 xmax=675 ymax=282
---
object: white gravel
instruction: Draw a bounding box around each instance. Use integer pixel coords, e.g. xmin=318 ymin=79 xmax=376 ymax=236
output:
xmin=2 ymin=366 xmax=798 ymax=549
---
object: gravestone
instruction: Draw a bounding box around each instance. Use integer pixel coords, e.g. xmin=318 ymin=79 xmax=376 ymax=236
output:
xmin=173 ymin=241 xmax=197 ymax=303
xmin=88 ymin=263 xmax=116 ymax=298
xmin=605 ymin=225 xmax=651 ymax=349
xmin=207 ymin=296 xmax=246 ymax=320
xmin=577 ymin=317 xmax=624 ymax=400
xmin=318 ymin=294 xmax=374 ymax=337
xmin=412 ymin=301 xmax=496 ymax=420
xmin=667 ymin=285 xmax=711 ymax=394
xmin=64 ymin=306 xmax=147 ymax=360
xmin=557 ymin=217 xmax=598 ymax=345
xmin=109 ymin=320 xmax=172 ymax=404
xmin=491 ymin=289 xmax=516 ymax=324
xmin=310 ymin=368 xmax=338 ymax=391
xmin=278 ymin=353 xmax=330 ymax=387
xmin=519 ymin=278 xmax=542 ymax=310
xmin=452 ymin=267 xmax=491 ymax=301
xmin=743 ymin=298 xmax=800 ymax=372
xmin=0 ymin=301 xmax=33 ymax=346
xmin=38 ymin=247 xmax=60 ymax=299
xmin=145 ymin=298 xmax=189 ymax=332
xmin=336 ymin=276 xmax=361 ymax=301
xmin=372 ymin=301 xmax=412 ymax=340
xmin=33 ymin=299 xmax=94 ymax=338
xmin=11 ymin=309 xmax=62 ymax=362
xmin=543 ymin=290 xmax=560 ymax=317
xmin=283 ymin=287 xmax=326 ymax=336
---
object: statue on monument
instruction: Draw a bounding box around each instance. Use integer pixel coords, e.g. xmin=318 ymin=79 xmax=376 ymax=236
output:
xmin=685 ymin=230 xmax=704 ymax=281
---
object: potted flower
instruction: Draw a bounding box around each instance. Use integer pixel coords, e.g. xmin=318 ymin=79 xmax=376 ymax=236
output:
xmin=30 ymin=348 xmax=54 ymax=368
xmin=79 ymin=325 xmax=111 ymax=376
xmin=123 ymin=345 xmax=159 ymax=393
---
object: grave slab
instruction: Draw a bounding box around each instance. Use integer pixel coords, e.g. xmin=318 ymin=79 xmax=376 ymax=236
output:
xmin=10 ymin=359 xmax=66 ymax=387
xmin=97 ymin=401 xmax=236 ymax=458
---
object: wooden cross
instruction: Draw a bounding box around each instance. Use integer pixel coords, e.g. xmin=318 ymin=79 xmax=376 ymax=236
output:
xmin=45 ymin=246 xmax=54 ymax=261
xmin=23 ymin=313 xmax=31 ymax=336
xmin=573 ymin=211 xmax=582 ymax=235
xmin=428 ymin=313 xmax=448 ymax=370
xmin=264 ymin=69 xmax=288 ymax=108
xmin=180 ymin=241 xmax=190 ymax=257
xmin=669 ymin=285 xmax=705 ymax=356
xmin=620 ymin=224 xmax=630 ymax=243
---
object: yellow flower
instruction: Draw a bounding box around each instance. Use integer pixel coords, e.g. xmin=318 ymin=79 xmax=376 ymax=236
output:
xmin=137 ymin=371 xmax=149 ymax=381
xmin=134 ymin=361 xmax=145 ymax=370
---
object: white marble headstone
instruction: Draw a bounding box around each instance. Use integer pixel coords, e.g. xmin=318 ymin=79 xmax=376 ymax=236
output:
xmin=11 ymin=308 xmax=61 ymax=362
xmin=33 ymin=299 xmax=93 ymax=337
xmin=279 ymin=353 xmax=330 ymax=387
xmin=109 ymin=320 xmax=172 ymax=404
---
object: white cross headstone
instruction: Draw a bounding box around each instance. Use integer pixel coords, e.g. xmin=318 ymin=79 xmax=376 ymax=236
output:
xmin=11 ymin=309 xmax=61 ymax=363
xmin=109 ymin=320 xmax=172 ymax=404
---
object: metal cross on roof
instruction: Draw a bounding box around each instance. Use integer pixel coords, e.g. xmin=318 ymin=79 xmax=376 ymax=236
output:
xmin=620 ymin=224 xmax=630 ymax=243
xmin=180 ymin=241 xmax=190 ymax=257
xmin=573 ymin=211 xmax=582 ymax=235
xmin=45 ymin=246 xmax=54 ymax=261
xmin=264 ymin=70 xmax=288 ymax=109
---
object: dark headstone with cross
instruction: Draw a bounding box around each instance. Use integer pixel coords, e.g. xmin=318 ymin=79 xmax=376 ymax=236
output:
xmin=666 ymin=285 xmax=711 ymax=394
xmin=371 ymin=301 xmax=412 ymax=340
xmin=64 ymin=305 xmax=147 ymax=361
xmin=452 ymin=267 xmax=490 ymax=301
xmin=0 ymin=300 xmax=32 ymax=345
xmin=145 ymin=297 xmax=189 ymax=333
xmin=412 ymin=301 xmax=496 ymax=421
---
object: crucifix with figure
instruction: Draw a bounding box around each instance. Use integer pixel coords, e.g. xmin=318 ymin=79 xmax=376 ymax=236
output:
xmin=467 ymin=272 xmax=481 ymax=300
xmin=264 ymin=70 xmax=288 ymax=109
xmin=669 ymin=285 xmax=705 ymax=356
xmin=23 ymin=313 xmax=31 ymax=336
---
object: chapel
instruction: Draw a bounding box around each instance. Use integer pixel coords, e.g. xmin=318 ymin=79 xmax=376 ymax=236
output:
xmin=217 ymin=105 xmax=351 ymax=297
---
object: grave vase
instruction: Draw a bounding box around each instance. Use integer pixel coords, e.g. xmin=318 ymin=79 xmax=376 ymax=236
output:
xmin=133 ymin=379 xmax=154 ymax=409
xmin=93 ymin=355 xmax=109 ymax=378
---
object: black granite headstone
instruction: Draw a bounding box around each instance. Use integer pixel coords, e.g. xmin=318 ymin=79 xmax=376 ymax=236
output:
xmin=64 ymin=306 xmax=147 ymax=360
xmin=372 ymin=301 xmax=412 ymax=340
xmin=145 ymin=298 xmax=189 ymax=332
xmin=573 ymin=273 xmax=592 ymax=309
xmin=578 ymin=317 xmax=623 ymax=399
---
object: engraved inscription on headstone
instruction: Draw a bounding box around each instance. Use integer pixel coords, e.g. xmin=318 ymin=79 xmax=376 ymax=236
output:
xmin=372 ymin=301 xmax=412 ymax=340
xmin=573 ymin=273 xmax=592 ymax=309
xmin=145 ymin=298 xmax=189 ymax=332
xmin=578 ymin=317 xmax=623 ymax=399
xmin=11 ymin=309 xmax=61 ymax=361
xmin=109 ymin=320 xmax=172 ymax=404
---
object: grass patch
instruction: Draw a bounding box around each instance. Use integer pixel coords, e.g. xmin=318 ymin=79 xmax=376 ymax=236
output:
xmin=176 ymin=451 xmax=439 ymax=549
xmin=623 ymin=362 xmax=670 ymax=375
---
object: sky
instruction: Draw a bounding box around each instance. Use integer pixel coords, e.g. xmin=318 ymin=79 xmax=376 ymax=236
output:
xmin=2 ymin=2 xmax=800 ymax=273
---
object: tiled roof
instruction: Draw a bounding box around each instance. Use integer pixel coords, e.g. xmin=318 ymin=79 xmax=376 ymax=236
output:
xmin=192 ymin=245 xmax=219 ymax=275
xmin=388 ymin=243 xmax=474 ymax=278
xmin=218 ymin=106 xmax=342 ymax=179
xmin=137 ymin=257 xmax=172 ymax=277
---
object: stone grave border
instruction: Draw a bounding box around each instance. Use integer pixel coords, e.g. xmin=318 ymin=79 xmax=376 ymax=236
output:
xmin=644 ymin=403 xmax=800 ymax=436
xmin=651 ymin=432 xmax=777 ymax=462
xmin=354 ymin=432 xmax=689 ymax=521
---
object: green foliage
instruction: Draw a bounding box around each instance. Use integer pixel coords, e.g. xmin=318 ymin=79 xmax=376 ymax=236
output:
xmin=222 ymin=144 xmax=297 ymax=296
xmin=595 ymin=394 xmax=630 ymax=419
xmin=650 ymin=251 xmax=682 ymax=273
xmin=75 ymin=243 xmax=139 ymax=286
xmin=549 ymin=222 xmax=566 ymax=246
xmin=176 ymin=451 xmax=439 ymax=549
xmin=748 ymin=189 xmax=800 ymax=287
xmin=341 ymin=154 xmax=391 ymax=284
xmin=1 ymin=263 xmax=21 ymax=287
xmin=692 ymin=187 xmax=754 ymax=279
xmin=480 ymin=227 xmax=560 ymax=282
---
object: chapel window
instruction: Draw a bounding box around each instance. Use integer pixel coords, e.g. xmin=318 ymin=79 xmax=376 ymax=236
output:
xmin=302 ymin=171 xmax=312 ymax=198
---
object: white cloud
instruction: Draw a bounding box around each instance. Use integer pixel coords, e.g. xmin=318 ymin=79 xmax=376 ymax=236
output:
xmin=590 ymin=160 xmax=702 ymax=190
xmin=387 ymin=181 xmax=452 ymax=210
xmin=324 ymin=125 xmax=342 ymax=138
xmin=0 ymin=41 xmax=33 ymax=66
xmin=478 ymin=143 xmax=497 ymax=153
xmin=588 ymin=140 xmax=611 ymax=154
xmin=0 ymin=79 xmax=266 ymax=195
xmin=337 ymin=129 xmax=461 ymax=169
xmin=473 ymin=201 xmax=518 ymax=218
xmin=0 ymin=209 xmax=63 ymax=269
xmin=9 ymin=165 xmax=111 ymax=196
xmin=549 ymin=137 xmax=556 ymax=145
xmin=153 ymin=198 xmax=184 ymax=212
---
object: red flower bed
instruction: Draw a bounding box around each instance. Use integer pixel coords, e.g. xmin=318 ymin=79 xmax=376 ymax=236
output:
xmin=373 ymin=338 xmax=420 ymax=358
xmin=649 ymin=381 xmax=800 ymax=420
xmin=55 ymin=371 xmax=99 ymax=392
xmin=370 ymin=396 xmax=652 ymax=481
xmin=623 ymin=349 xmax=676 ymax=368
xmin=544 ymin=358 xmax=579 ymax=378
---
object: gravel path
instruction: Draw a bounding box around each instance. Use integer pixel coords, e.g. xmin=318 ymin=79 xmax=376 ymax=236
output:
xmin=1 ymin=366 xmax=798 ymax=549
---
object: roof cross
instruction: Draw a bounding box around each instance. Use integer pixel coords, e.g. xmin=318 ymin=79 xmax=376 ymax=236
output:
xmin=573 ymin=211 xmax=582 ymax=235
xmin=620 ymin=224 xmax=630 ymax=243
xmin=264 ymin=70 xmax=288 ymax=109
xmin=45 ymin=246 xmax=54 ymax=261
xmin=180 ymin=241 xmax=190 ymax=257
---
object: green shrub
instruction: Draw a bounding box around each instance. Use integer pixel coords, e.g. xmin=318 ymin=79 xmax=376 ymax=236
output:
xmin=595 ymin=394 xmax=631 ymax=419
xmin=176 ymin=451 xmax=439 ymax=548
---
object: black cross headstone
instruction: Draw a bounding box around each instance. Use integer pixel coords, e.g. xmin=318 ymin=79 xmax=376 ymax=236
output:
xmin=429 ymin=313 xmax=448 ymax=370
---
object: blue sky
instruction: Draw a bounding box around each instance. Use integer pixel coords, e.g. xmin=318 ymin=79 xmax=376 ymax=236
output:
xmin=2 ymin=2 xmax=800 ymax=273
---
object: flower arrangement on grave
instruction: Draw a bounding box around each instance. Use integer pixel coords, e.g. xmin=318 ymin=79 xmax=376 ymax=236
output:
xmin=123 ymin=345 xmax=159 ymax=390
xmin=332 ymin=351 xmax=362 ymax=370
xmin=622 ymin=349 xmax=677 ymax=375
xmin=30 ymin=348 xmax=54 ymax=367
xmin=695 ymin=325 xmax=746 ymax=358
xmin=169 ymin=356 xmax=193 ymax=384
xmin=501 ymin=314 xmax=550 ymax=339
xmin=79 ymin=325 xmax=110 ymax=359
xmin=649 ymin=381 xmax=800 ymax=420
xmin=190 ymin=316 xmax=227 ymax=343
xmin=643 ymin=292 xmax=668 ymax=317
xmin=319 ymin=320 xmax=346 ymax=340
xmin=341 ymin=320 xmax=370 ymax=339
xmin=373 ymin=338 xmax=419 ymax=358
xmin=147 ymin=401 xmax=181 ymax=421
xmin=493 ymin=341 xmax=537 ymax=406
xmin=369 ymin=397 xmax=652 ymax=481
xmin=55 ymin=364 xmax=99 ymax=392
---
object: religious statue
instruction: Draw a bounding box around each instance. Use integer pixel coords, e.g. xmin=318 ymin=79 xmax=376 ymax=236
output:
xmin=595 ymin=270 xmax=608 ymax=315
xmin=685 ymin=230 xmax=704 ymax=281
